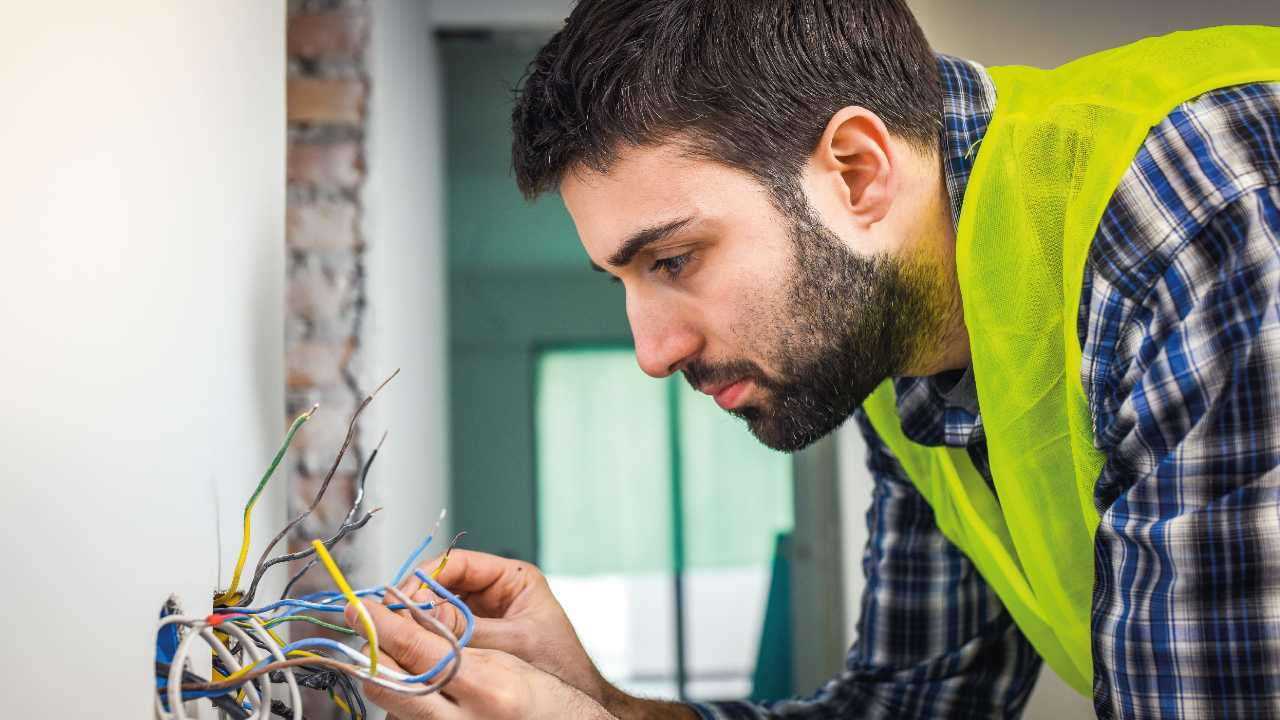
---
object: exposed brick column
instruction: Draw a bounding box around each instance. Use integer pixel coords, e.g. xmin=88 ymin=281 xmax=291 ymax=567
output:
xmin=284 ymin=0 xmax=371 ymax=653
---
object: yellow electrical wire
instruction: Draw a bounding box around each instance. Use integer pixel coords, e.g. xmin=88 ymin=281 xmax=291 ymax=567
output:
xmin=216 ymin=405 xmax=318 ymax=606
xmin=216 ymin=648 xmax=323 ymax=684
xmin=329 ymin=687 xmax=354 ymax=716
xmin=313 ymin=539 xmax=379 ymax=675
xmin=215 ymin=619 xmax=322 ymax=684
xmin=420 ymin=531 xmax=466 ymax=589
xmin=262 ymin=624 xmax=291 ymax=650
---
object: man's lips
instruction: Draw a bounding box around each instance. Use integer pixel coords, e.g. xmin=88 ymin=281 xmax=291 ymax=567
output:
xmin=701 ymin=378 xmax=750 ymax=410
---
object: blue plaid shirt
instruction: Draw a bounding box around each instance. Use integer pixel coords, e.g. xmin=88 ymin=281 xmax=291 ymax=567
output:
xmin=694 ymin=55 xmax=1280 ymax=719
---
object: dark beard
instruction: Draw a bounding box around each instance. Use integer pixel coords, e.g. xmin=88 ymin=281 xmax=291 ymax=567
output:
xmin=683 ymin=203 xmax=944 ymax=452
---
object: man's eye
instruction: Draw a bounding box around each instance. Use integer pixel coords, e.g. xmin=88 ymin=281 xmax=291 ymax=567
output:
xmin=651 ymin=252 xmax=692 ymax=279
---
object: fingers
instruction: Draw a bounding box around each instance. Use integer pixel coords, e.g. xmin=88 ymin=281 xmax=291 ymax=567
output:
xmin=384 ymin=575 xmax=512 ymax=656
xmin=382 ymin=580 xmax=436 ymax=620
xmin=359 ymin=652 xmax=461 ymax=720
xmin=429 ymin=597 xmax=507 ymax=649
xmin=346 ymin=598 xmax=464 ymax=681
xmin=392 ymin=567 xmax=514 ymax=653
xmin=415 ymin=550 xmax=542 ymax=618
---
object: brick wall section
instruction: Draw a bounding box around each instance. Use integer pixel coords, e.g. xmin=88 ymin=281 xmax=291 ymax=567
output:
xmin=283 ymin=6 xmax=371 ymax=712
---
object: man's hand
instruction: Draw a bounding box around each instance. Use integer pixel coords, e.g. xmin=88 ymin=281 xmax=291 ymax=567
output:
xmin=396 ymin=550 xmax=696 ymax=719
xmin=344 ymin=595 xmax=615 ymax=719
xmin=395 ymin=550 xmax=609 ymax=701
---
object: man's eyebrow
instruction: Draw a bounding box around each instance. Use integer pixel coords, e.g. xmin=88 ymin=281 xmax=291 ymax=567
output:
xmin=605 ymin=216 xmax=695 ymax=268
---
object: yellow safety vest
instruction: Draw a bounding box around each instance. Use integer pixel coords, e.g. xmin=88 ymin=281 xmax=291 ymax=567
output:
xmin=862 ymin=26 xmax=1280 ymax=695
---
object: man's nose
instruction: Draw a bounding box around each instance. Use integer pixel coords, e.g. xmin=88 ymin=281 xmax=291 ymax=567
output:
xmin=627 ymin=297 xmax=700 ymax=379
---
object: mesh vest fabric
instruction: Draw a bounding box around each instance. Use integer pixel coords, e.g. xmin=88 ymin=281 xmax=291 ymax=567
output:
xmin=862 ymin=26 xmax=1280 ymax=696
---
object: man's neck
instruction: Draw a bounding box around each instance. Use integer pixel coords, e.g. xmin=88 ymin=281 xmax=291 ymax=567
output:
xmin=900 ymin=156 xmax=971 ymax=377
xmin=898 ymin=55 xmax=998 ymax=378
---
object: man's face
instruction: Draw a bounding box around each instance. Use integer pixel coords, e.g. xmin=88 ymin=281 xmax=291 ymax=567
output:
xmin=561 ymin=144 xmax=941 ymax=451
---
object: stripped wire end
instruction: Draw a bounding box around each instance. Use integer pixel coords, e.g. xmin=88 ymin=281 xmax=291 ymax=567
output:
xmin=424 ymin=531 xmax=467 ymax=587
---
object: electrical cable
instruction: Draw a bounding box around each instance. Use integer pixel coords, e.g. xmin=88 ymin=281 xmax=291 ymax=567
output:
xmin=278 ymin=559 xmax=317 ymax=605
xmin=185 ymin=605 xmax=463 ymax=698
xmin=426 ymin=531 xmax=467 ymax=584
xmin=166 ymin=621 xmax=213 ymax=720
xmin=162 ymin=620 xmax=230 ymax=720
xmin=343 ymin=430 xmax=384 ymax=526
xmin=334 ymin=669 xmax=367 ymax=719
xmin=256 ymin=430 xmax=388 ymax=604
xmin=244 ymin=506 xmax=380 ymax=605
xmin=155 ymin=374 xmax=478 ymax=718
xmin=243 ymin=616 xmax=302 ymax=720
xmin=184 ymin=562 xmax=472 ymax=698
xmin=312 ymin=539 xmax=379 ymax=675
xmin=262 ymin=613 xmax=357 ymax=636
xmin=243 ymin=370 xmax=398 ymax=608
xmin=217 ymin=593 xmax=434 ymax=616
xmin=260 ymin=570 xmax=473 ymax=684
xmin=216 ymin=405 xmax=318 ymax=606
xmin=392 ymin=508 xmax=447 ymax=587
xmin=219 ymin=620 xmax=273 ymax=720
xmin=156 ymin=663 xmax=252 ymax=719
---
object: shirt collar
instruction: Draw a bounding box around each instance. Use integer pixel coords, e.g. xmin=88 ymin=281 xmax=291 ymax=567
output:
xmin=936 ymin=54 xmax=997 ymax=230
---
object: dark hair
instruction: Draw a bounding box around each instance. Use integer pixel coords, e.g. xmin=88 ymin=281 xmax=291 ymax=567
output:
xmin=511 ymin=0 xmax=942 ymax=203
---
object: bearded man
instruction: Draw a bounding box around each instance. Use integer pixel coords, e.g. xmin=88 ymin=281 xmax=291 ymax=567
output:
xmin=343 ymin=2 xmax=1280 ymax=718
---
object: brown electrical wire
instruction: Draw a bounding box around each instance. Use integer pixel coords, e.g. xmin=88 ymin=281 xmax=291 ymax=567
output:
xmin=275 ymin=431 xmax=389 ymax=602
xmin=245 ymin=506 xmax=382 ymax=605
xmin=238 ymin=369 xmax=399 ymax=607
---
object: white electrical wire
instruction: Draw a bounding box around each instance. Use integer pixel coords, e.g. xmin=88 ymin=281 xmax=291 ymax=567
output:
xmin=202 ymin=624 xmax=266 ymax=720
xmin=241 ymin=618 xmax=302 ymax=720
xmin=166 ymin=620 xmax=209 ymax=720
xmin=157 ymin=615 xmax=203 ymax=720
xmin=158 ymin=614 xmax=204 ymax=631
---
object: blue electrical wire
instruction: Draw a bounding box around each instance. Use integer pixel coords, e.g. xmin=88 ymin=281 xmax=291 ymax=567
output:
xmin=417 ymin=570 xmax=474 ymax=648
xmin=220 ymin=593 xmax=435 ymax=615
xmin=293 ymin=587 xmax=394 ymax=603
xmin=391 ymin=528 xmax=436 ymax=587
xmin=276 ymin=569 xmax=476 ymax=684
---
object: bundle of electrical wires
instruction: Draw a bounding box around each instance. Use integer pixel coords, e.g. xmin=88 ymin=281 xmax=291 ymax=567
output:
xmin=156 ymin=562 xmax=471 ymax=720
xmin=156 ymin=372 xmax=474 ymax=719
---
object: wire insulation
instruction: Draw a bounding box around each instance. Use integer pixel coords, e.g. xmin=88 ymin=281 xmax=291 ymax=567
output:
xmin=312 ymin=539 xmax=379 ymax=675
xmin=216 ymin=405 xmax=317 ymax=606
xmin=246 ymin=370 xmax=398 ymax=607
xmin=392 ymin=508 xmax=446 ymax=587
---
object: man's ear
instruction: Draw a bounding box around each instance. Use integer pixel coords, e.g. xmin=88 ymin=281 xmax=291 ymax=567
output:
xmin=809 ymin=106 xmax=896 ymax=227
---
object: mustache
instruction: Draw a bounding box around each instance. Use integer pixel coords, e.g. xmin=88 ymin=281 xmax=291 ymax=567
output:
xmin=682 ymin=358 xmax=780 ymax=394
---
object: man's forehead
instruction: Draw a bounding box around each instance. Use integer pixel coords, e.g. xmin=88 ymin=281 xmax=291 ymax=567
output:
xmin=560 ymin=144 xmax=755 ymax=250
xmin=561 ymin=143 xmax=700 ymax=202
xmin=560 ymin=148 xmax=702 ymax=247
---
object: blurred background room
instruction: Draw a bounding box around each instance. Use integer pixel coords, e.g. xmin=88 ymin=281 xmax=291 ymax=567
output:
xmin=2 ymin=1 xmax=1276 ymax=718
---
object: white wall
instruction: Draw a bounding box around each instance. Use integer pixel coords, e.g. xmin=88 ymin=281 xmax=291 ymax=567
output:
xmin=0 ymin=3 xmax=285 ymax=718
xmin=364 ymin=0 xmax=452 ymax=584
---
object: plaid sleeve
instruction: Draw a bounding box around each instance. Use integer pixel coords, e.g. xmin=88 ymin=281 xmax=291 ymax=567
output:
xmin=1088 ymin=185 xmax=1280 ymax=719
xmin=688 ymin=410 xmax=1041 ymax=719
